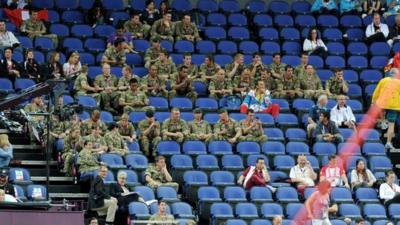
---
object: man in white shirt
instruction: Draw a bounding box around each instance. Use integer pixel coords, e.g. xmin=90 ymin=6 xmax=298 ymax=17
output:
xmin=379 ymin=170 xmax=400 ymax=206
xmin=365 ymin=13 xmax=389 ymax=45
xmin=320 ymin=155 xmax=350 ymax=188
xmin=0 ymin=20 xmax=20 ymax=51
xmin=290 ymin=155 xmax=317 ymax=190
xmin=330 ymin=95 xmax=356 ymax=131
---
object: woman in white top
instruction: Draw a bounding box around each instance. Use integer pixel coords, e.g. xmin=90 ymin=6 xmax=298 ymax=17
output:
xmin=303 ymin=28 xmax=328 ymax=58
xmin=379 ymin=170 xmax=400 ymax=206
xmin=63 ymin=52 xmax=82 ymax=78
xmin=350 ymin=159 xmax=376 ymax=190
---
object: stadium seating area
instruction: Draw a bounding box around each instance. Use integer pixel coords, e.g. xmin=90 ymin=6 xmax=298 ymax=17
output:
xmin=1 ymin=0 xmax=400 ymax=225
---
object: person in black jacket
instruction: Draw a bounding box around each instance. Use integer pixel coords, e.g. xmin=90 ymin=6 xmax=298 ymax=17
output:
xmin=42 ymin=51 xmax=63 ymax=80
xmin=0 ymin=169 xmax=15 ymax=197
xmin=88 ymin=165 xmax=118 ymax=225
xmin=23 ymin=49 xmax=40 ymax=82
xmin=0 ymin=47 xmax=22 ymax=83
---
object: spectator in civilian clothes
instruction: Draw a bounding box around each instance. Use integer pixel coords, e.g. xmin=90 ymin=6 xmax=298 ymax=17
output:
xmin=0 ymin=20 xmax=20 ymax=51
xmin=330 ymin=95 xmax=356 ymax=131
xmin=365 ymin=13 xmax=389 ymax=45
xmin=311 ymin=0 xmax=338 ymax=15
xmin=0 ymin=47 xmax=21 ymax=82
xmin=290 ymin=155 xmax=317 ymax=192
xmin=315 ymin=111 xmax=344 ymax=144
xmin=307 ymin=95 xmax=328 ymax=139
xmin=362 ymin=0 xmax=381 ymax=17
xmin=379 ymin=170 xmax=400 ymax=206
xmin=23 ymin=49 xmax=40 ymax=82
xmin=387 ymin=15 xmax=400 ymax=47
xmin=237 ymin=157 xmax=275 ymax=192
xmin=303 ymin=28 xmax=328 ymax=58
xmin=320 ymin=155 xmax=350 ymax=188
xmin=350 ymin=159 xmax=376 ymax=190
xmin=141 ymin=0 xmax=160 ymax=26
xmin=0 ymin=134 xmax=12 ymax=168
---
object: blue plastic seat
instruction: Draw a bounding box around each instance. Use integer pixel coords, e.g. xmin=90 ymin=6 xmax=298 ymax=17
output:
xmin=308 ymin=55 xmax=324 ymax=68
xmin=274 ymin=15 xmax=294 ymax=27
xmin=100 ymin=154 xmax=126 ymax=169
xmin=79 ymin=0 xmax=95 ymax=10
xmin=196 ymin=40 xmax=216 ymax=54
xmin=237 ymin=141 xmax=261 ymax=155
xmin=13 ymin=185 xmax=27 ymax=201
xmin=325 ymin=56 xmax=345 ymax=68
xmin=269 ymin=0 xmax=290 ymax=14
xmin=247 ymin=0 xmax=267 ymax=14
xmin=208 ymin=141 xmax=232 ymax=155
xmin=198 ymin=0 xmax=218 ymax=13
xmin=196 ymin=155 xmax=219 ymax=170
xmin=280 ymin=28 xmax=300 ymax=41
xmin=129 ymin=202 xmax=150 ymax=219
xmin=85 ymin=38 xmax=106 ymax=52
xmin=219 ymin=0 xmax=240 ymax=13
xmin=235 ymin=203 xmax=259 ymax=219
xmin=276 ymin=113 xmax=299 ymax=128
xmin=217 ymin=41 xmax=237 ymax=54
xmin=360 ymin=70 xmax=382 ymax=84
xmin=125 ymin=154 xmax=148 ymax=171
xmin=254 ymin=14 xmax=273 ymax=27
xmin=94 ymin=25 xmax=115 ymax=38
xmin=171 ymin=0 xmax=193 ymax=12
xmin=214 ymin=54 xmax=233 ymax=67
xmin=281 ymin=55 xmax=301 ymax=67
xmin=295 ymin=15 xmax=316 ymax=28
xmin=286 ymin=141 xmax=309 ymax=155
xmin=285 ymin=129 xmax=307 ymax=143
xmin=239 ymin=41 xmax=259 ymax=55
xmin=157 ymin=141 xmax=181 ymax=156
xmin=47 ymin=10 xmax=60 ymax=23
xmin=32 ymin=0 xmax=53 ymax=9
xmin=262 ymin=141 xmax=285 ymax=155
xmin=348 ymin=56 xmax=368 ymax=70
xmin=27 ymin=185 xmax=47 ymax=201
xmin=204 ymin=113 xmax=220 ymax=125
xmin=207 ymin=13 xmax=226 ymax=26
xmin=255 ymin=113 xmax=275 ymax=127
xmin=183 ymin=170 xmax=209 ymax=201
xmin=34 ymin=37 xmax=54 ymax=51
xmin=261 ymin=203 xmax=283 ymax=219
xmin=224 ymin=186 xmax=247 ymax=203
xmin=195 ymin=98 xmax=219 ymax=111
xmin=134 ymin=186 xmax=156 ymax=202
xmin=292 ymin=99 xmax=314 ymax=113
xmin=292 ymin=1 xmax=311 ymax=14
xmin=126 ymin=54 xmax=143 ymax=66
xmin=313 ymin=142 xmax=336 ymax=155
xmin=172 ymin=202 xmax=195 ymax=219
xmin=276 ymin=187 xmax=299 ymax=202
xmin=170 ymin=154 xmax=193 ymax=171
xmin=102 ymin=0 xmax=124 ymax=10
xmin=264 ymin=129 xmax=285 ymax=142
xmin=148 ymin=97 xmax=168 ymax=111
xmin=370 ymin=42 xmax=390 ymax=56
xmin=318 ymin=15 xmax=338 ymax=27
xmin=348 ymin=42 xmax=368 ymax=56
xmin=330 ymin=187 xmax=353 ymax=203
xmin=228 ymin=14 xmax=248 ymax=26
xmin=286 ymin=203 xmax=303 ymax=219
xmin=210 ymin=171 xmax=235 ymax=187
xmin=18 ymin=36 xmax=33 ymax=49
xmin=228 ymin=27 xmax=250 ymax=40
xmin=192 ymin=81 xmax=208 ymax=96
xmin=249 ymin=186 xmax=273 ymax=203
xmin=77 ymin=96 xmax=97 ymax=108
xmin=340 ymin=15 xmax=362 ymax=28
xmin=210 ymin=203 xmax=234 ymax=223
xmin=274 ymin=155 xmax=295 ymax=170
xmin=259 ymin=28 xmax=279 ymax=41
xmin=369 ymin=156 xmax=393 ymax=172
xmin=63 ymin=38 xmax=83 ymax=53
xmin=362 ymin=143 xmax=386 ymax=156
xmin=170 ymin=97 xmax=193 ymax=111
xmin=355 ymin=188 xmax=379 ymax=203
xmin=0 ymin=78 xmax=14 ymax=92
xmin=323 ymin=28 xmax=343 ymax=42
xmin=261 ymin=41 xmax=280 ymax=55
xmin=49 ymin=24 xmax=69 ymax=37
xmin=339 ymin=203 xmax=361 ymax=218
xmin=346 ymin=28 xmax=365 ymax=41
xmin=327 ymin=42 xmax=345 ymax=56
xmin=14 ymin=79 xmax=36 ymax=91
xmin=9 ymin=168 xmax=32 ymax=185
xmin=388 ymin=204 xmax=400 ymax=220
xmin=363 ymin=204 xmax=387 ymax=220
xmin=343 ymin=70 xmax=359 ymax=84
xmin=79 ymin=52 xmax=95 ymax=66
xmin=132 ymin=40 xmax=150 ymax=52
xmin=272 ymin=99 xmax=290 ymax=112
xmin=227 ymin=219 xmax=247 ymax=225
xmin=205 ymin=27 xmax=226 ymax=41
xmin=61 ymin=10 xmax=84 ymax=24
xmin=370 ymin=56 xmax=389 ymax=70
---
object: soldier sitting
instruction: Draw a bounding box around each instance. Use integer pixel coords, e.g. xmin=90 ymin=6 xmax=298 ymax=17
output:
xmin=82 ymin=110 xmax=108 ymax=136
xmin=138 ymin=109 xmax=161 ymax=158
xmin=20 ymin=10 xmax=58 ymax=47
xmin=83 ymin=126 xmax=108 ymax=154
xmin=151 ymin=12 xmax=175 ymax=42
xmin=162 ymin=108 xmax=189 ymax=144
xmin=61 ymin=129 xmax=83 ymax=175
xmin=117 ymin=65 xmax=140 ymax=92
xmin=144 ymin=38 xmax=165 ymax=68
xmin=299 ymin=64 xmax=326 ymax=99
xmin=118 ymin=78 xmax=152 ymax=114
xmin=233 ymin=68 xmax=255 ymax=98
xmin=148 ymin=200 xmax=175 ymax=225
xmin=141 ymin=65 xmax=168 ymax=98
xmin=213 ymin=109 xmax=242 ymax=144
xmin=153 ymin=50 xmax=177 ymax=81
xmin=144 ymin=156 xmax=179 ymax=191
xmin=180 ymin=53 xmax=199 ymax=80
xmin=169 ymin=66 xmax=197 ymax=103
xmin=117 ymin=114 xmax=137 ymax=143
xmin=199 ymin=54 xmax=221 ymax=84
xmin=209 ymin=69 xmax=233 ymax=100
xmin=94 ymin=63 xmax=119 ymax=114
xmin=268 ymin=53 xmax=287 ymax=79
xmin=124 ymin=13 xmax=151 ymax=39
xmin=104 ymin=123 xmax=129 ymax=156
xmin=77 ymin=140 xmax=101 ymax=174
xmin=226 ymin=53 xmax=246 ymax=79
xmin=187 ymin=108 xmax=213 ymax=143
xmin=101 ymin=38 xmax=126 ymax=67
xmin=175 ymin=14 xmax=201 ymax=42
xmin=326 ymin=68 xmax=349 ymax=99
xmin=248 ymin=52 xmax=266 ymax=81
xmin=275 ymin=65 xmax=303 ymax=99
xmin=239 ymin=109 xmax=268 ymax=144
xmin=73 ymin=65 xmax=100 ymax=102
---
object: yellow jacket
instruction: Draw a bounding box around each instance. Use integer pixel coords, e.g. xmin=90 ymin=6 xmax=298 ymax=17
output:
xmin=371 ymin=77 xmax=400 ymax=111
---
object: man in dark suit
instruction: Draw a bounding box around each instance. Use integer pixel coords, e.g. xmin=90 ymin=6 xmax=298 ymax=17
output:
xmin=0 ymin=169 xmax=15 ymax=197
xmin=88 ymin=165 xmax=117 ymax=225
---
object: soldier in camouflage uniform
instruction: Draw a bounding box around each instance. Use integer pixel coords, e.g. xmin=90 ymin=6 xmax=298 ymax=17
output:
xmin=187 ymin=108 xmax=213 ymax=143
xmin=144 ymin=156 xmax=179 ymax=191
xmin=77 ymin=141 xmax=101 ymax=174
xmin=258 ymin=68 xmax=277 ymax=95
xmin=65 ymin=114 xmax=82 ymax=135
xmin=94 ymin=63 xmax=119 ymax=113
xmin=82 ymin=110 xmax=108 ymax=136
xmin=20 ymin=11 xmax=58 ymax=47
xmin=326 ymin=68 xmax=349 ymax=99
xmin=48 ymin=113 xmax=67 ymax=148
xmin=225 ymin=53 xmax=246 ymax=79
xmin=117 ymin=65 xmax=140 ymax=92
xmin=73 ymin=65 xmax=100 ymax=102
xmin=151 ymin=13 xmax=175 ymax=42
xmin=248 ymin=52 xmax=267 ymax=81
xmin=175 ymin=14 xmax=201 ymax=42
xmin=162 ymin=108 xmax=189 ymax=143
xmin=148 ymin=200 xmax=175 ymax=225
xmin=199 ymin=55 xmax=221 ymax=84
xmin=83 ymin=126 xmax=108 ymax=154
xmin=169 ymin=66 xmax=197 ymax=103
xmin=119 ymin=78 xmax=152 ymax=114
xmin=141 ymin=65 xmax=168 ymax=98
xmin=61 ymin=129 xmax=83 ymax=174
xmin=275 ymin=65 xmax=303 ymax=99
xmin=144 ymin=38 xmax=165 ymax=68
xmin=268 ymin=53 xmax=287 ymax=80
xmin=124 ymin=13 xmax=151 ymax=39
xmin=213 ymin=109 xmax=242 ymax=144
xmin=209 ymin=69 xmax=233 ymax=99
xmin=294 ymin=52 xmax=309 ymax=79
xmin=101 ymin=39 xmax=126 ymax=67
xmin=239 ymin=109 xmax=268 ymax=144
xmin=138 ymin=109 xmax=161 ymax=157
xmin=179 ymin=53 xmax=198 ymax=79
xmin=24 ymin=96 xmax=46 ymax=143
xmin=104 ymin=123 xmax=129 ymax=156
xmin=233 ymin=68 xmax=255 ymax=98
xmin=153 ymin=50 xmax=177 ymax=81
xmin=299 ymin=64 xmax=326 ymax=99
xmin=117 ymin=114 xmax=137 ymax=143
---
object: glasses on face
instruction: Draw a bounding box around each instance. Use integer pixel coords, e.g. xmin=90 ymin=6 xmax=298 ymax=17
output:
xmin=120 ymin=177 xmax=127 ymax=180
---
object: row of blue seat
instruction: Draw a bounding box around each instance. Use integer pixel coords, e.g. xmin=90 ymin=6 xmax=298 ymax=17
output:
xmin=209 ymin=219 xmax=400 ymax=225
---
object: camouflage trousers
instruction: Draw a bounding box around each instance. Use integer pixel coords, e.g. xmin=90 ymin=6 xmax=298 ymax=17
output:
xmin=140 ymin=136 xmax=161 ymax=157
xmin=273 ymin=91 xmax=304 ymax=99
xmin=303 ymin=90 xmax=326 ymax=100
xmin=61 ymin=152 xmax=74 ymax=173
xmin=186 ymin=134 xmax=213 ymax=144
xmin=75 ymin=92 xmax=101 ymax=105
xmin=238 ymin=134 xmax=268 ymax=144
xmin=162 ymin=135 xmax=185 ymax=144
xmin=123 ymin=105 xmax=154 ymax=114
xmin=79 ymin=165 xmax=100 ymax=174
xmin=109 ymin=148 xmax=129 ymax=157
xmin=169 ymin=90 xmax=197 ymax=103
xmin=147 ymin=181 xmax=179 ymax=192
xmin=100 ymin=92 xmax=119 ymax=109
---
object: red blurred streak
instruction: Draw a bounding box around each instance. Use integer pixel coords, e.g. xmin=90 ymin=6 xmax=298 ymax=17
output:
xmin=292 ymin=71 xmax=400 ymax=225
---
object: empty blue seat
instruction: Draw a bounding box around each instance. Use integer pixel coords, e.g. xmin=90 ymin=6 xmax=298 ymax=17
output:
xmin=247 ymin=0 xmax=267 ymax=14
xmin=27 ymin=185 xmax=47 ymax=201
xmin=292 ymin=1 xmax=311 ymax=14
xmin=281 ymin=28 xmax=300 ymax=41
xmin=132 ymin=40 xmax=150 ymax=52
xmin=205 ymin=27 xmax=226 ymax=41
xmin=286 ymin=203 xmax=303 ymax=219
xmin=215 ymin=54 xmax=233 ymax=67
xmin=348 ymin=56 xmax=368 ymax=70
xmin=224 ymin=186 xmax=247 ymax=203
xmin=18 ymin=36 xmax=33 ymax=49
xmin=276 ymin=113 xmax=299 ymax=128
xmin=181 ymin=141 xmax=206 ymax=155
xmin=171 ymin=154 xmax=193 ymax=171
xmin=217 ymin=41 xmax=237 ymax=54
xmin=261 ymin=203 xmax=283 ymax=219
xmin=49 ymin=24 xmax=69 ymax=37
xmin=388 ymin=204 xmax=400 ymax=220
xmin=285 ymin=129 xmax=307 ymax=142
xmin=343 ymin=70 xmax=359 ymax=83
xmin=228 ymin=14 xmax=248 ymax=26
xmin=126 ymin=54 xmax=143 ymax=66
xmin=219 ymin=0 xmax=240 ymax=13
xmin=157 ymin=141 xmax=181 ymax=155
xmin=348 ymin=42 xmax=368 ymax=56
xmin=94 ymin=25 xmax=115 ymax=38
xmin=221 ymin=155 xmax=244 ymax=171
xmin=262 ymin=141 xmax=285 ymax=155
xmin=313 ymin=142 xmax=336 ymax=155
xmin=204 ymin=113 xmax=220 ymax=125
xmin=227 ymin=219 xmax=247 ymax=225
xmin=34 ymin=37 xmax=54 ymax=51
xmin=355 ymin=188 xmax=379 ymax=203
xmin=100 ymin=154 xmax=126 ymax=169
xmin=172 ymin=202 xmax=195 ymax=219
xmin=196 ymin=155 xmax=219 ymax=170
xmin=235 ymin=203 xmax=259 ymax=219
xmin=264 ymin=129 xmax=285 ymax=142
xmin=250 ymin=186 xmax=273 ymax=203
xmin=271 ymin=99 xmax=290 ymax=112
xmin=208 ymin=141 xmax=232 ymax=155
xmin=198 ymin=0 xmax=218 ymax=13
xmin=308 ymin=55 xmax=324 ymax=68
xmin=47 ymin=10 xmax=60 ymax=23
xmin=369 ymin=156 xmax=393 ymax=172
xmin=261 ymin=41 xmax=280 ymax=55
xmin=103 ymin=0 xmax=124 ymax=10
xmin=79 ymin=0 xmax=95 ymax=10
xmin=129 ymin=202 xmax=150 ymax=219
xmin=14 ymin=78 xmax=35 ymax=91
xmin=210 ymin=203 xmax=234 ymax=223
xmin=346 ymin=28 xmax=365 ymax=41
xmin=281 ymin=55 xmax=301 ymax=67
xmin=9 ymin=168 xmax=32 ymax=185
xmin=207 ymin=13 xmax=226 ymax=26
xmin=323 ymin=28 xmax=343 ymax=42
xmin=170 ymin=97 xmax=193 ymax=111
xmin=274 ymin=155 xmax=295 ymax=170
xmin=370 ymin=56 xmax=388 ymax=70
xmin=134 ymin=186 xmax=156 ymax=202
xmin=196 ymin=40 xmax=216 ymax=54
xmin=330 ymin=187 xmax=353 ymax=203
xmin=340 ymin=15 xmax=362 ymax=28
xmin=125 ymin=154 xmax=148 ymax=170
xmin=194 ymin=98 xmax=218 ymax=111
xmin=293 ymin=99 xmax=314 ymax=112
xmin=0 ymin=78 xmax=13 ymax=92
xmin=259 ymin=28 xmax=279 ymax=41
xmin=360 ymin=70 xmax=382 ymax=84
xmin=13 ymin=185 xmax=26 ymax=201
xmin=254 ymin=14 xmax=273 ymax=27
xmin=276 ymin=187 xmax=299 ymax=202
xmin=362 ymin=143 xmax=386 ymax=156
xmin=318 ymin=15 xmax=338 ymax=27
xmin=274 ymin=15 xmax=294 ymax=27
xmin=363 ymin=204 xmax=387 ymax=220
xmin=228 ymin=27 xmax=250 ymax=40
xmin=171 ymin=0 xmax=193 ymax=12
xmin=339 ymin=203 xmax=361 ymax=218
xmin=370 ymin=42 xmax=391 ymax=56
xmin=326 ymin=56 xmax=345 ymax=68
xmin=63 ymin=38 xmax=83 ymax=52
xmin=237 ymin=141 xmax=261 ymax=155
xmin=210 ymin=171 xmax=235 ymax=187
xmin=327 ymin=42 xmax=345 ymax=56
xmin=239 ymin=41 xmax=259 ymax=55
xmin=295 ymin=15 xmax=316 ymax=28
xmin=77 ymin=96 xmax=97 ymax=108
xmin=286 ymin=142 xmax=309 ymax=155
xmin=85 ymin=38 xmax=106 ymax=52
xmin=61 ymin=10 xmax=84 ymax=24
xmin=183 ymin=170 xmax=209 ymax=201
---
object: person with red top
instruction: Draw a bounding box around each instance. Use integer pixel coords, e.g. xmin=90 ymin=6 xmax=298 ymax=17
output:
xmin=237 ymin=157 xmax=275 ymax=192
xmin=320 ymin=155 xmax=350 ymax=188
